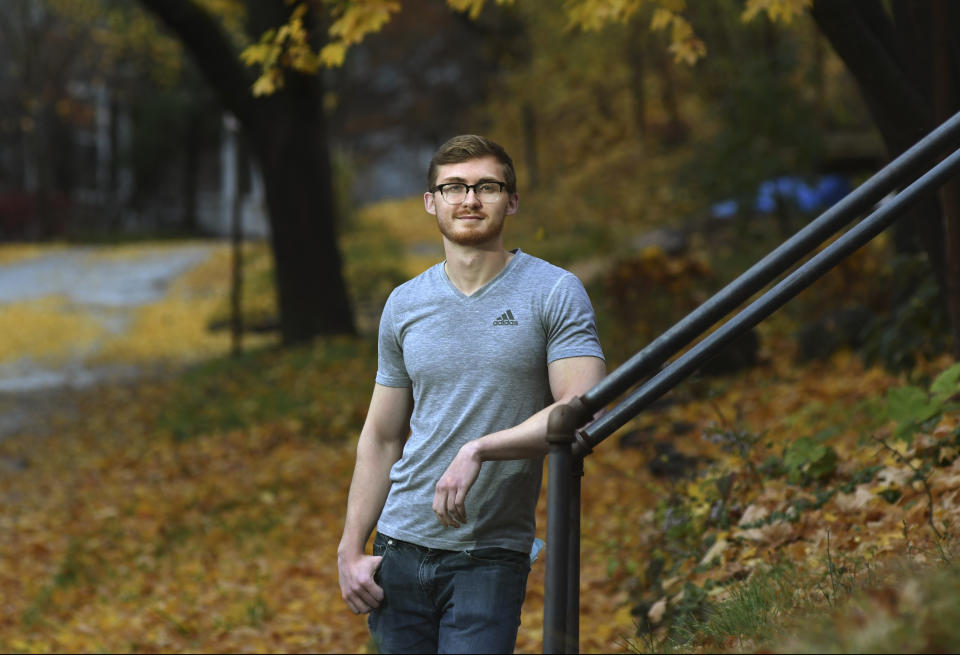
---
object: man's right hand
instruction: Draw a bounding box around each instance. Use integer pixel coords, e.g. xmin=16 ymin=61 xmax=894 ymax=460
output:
xmin=338 ymin=552 xmax=385 ymax=614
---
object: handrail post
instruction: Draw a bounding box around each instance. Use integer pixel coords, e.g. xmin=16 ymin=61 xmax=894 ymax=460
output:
xmin=566 ymin=454 xmax=584 ymax=653
xmin=544 ymin=399 xmax=588 ymax=654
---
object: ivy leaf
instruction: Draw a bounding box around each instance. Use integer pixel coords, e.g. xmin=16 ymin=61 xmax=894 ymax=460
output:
xmin=886 ymin=385 xmax=940 ymax=425
xmin=931 ymin=362 xmax=960 ymax=396
xmin=783 ymin=436 xmax=817 ymax=472
xmin=783 ymin=437 xmax=837 ymax=484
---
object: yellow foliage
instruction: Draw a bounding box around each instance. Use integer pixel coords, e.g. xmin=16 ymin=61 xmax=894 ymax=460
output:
xmin=3 ymin=244 xmax=959 ymax=653
xmin=319 ymin=42 xmax=348 ymax=68
xmin=0 ymin=242 xmax=275 ymax=374
xmin=742 ymin=0 xmax=812 ymax=24
xmin=0 ymin=296 xmax=105 ymax=363
xmin=328 ymin=0 xmax=402 ymax=45
xmin=94 ymin=294 xmax=230 ymax=365
xmin=565 ymin=0 xmax=647 ymax=30
xmin=241 ymin=0 xmax=815 ymax=95
xmin=564 ymin=0 xmax=706 ymax=64
xmin=252 ymin=70 xmax=281 ymax=97
xmin=649 ymin=6 xmax=674 ymax=30
xmin=56 ymin=0 xmax=187 ymax=88
xmin=664 ymin=13 xmax=706 ymax=64
xmin=244 ymin=0 xmax=400 ymax=91
xmin=447 ymin=0 xmax=488 ymax=20
xmin=446 ymin=0 xmax=516 ymax=19
xmin=239 ymin=42 xmax=277 ymax=68
xmin=0 ymin=243 xmax=64 ymax=266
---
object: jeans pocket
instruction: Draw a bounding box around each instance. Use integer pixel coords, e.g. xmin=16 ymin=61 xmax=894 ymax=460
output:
xmin=373 ymin=531 xmax=398 ymax=555
xmin=462 ymin=547 xmax=529 ymax=571
xmin=372 ymin=533 xmax=391 ymax=585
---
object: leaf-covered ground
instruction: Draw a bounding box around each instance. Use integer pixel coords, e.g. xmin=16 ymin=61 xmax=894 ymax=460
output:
xmin=1 ymin=237 xmax=959 ymax=653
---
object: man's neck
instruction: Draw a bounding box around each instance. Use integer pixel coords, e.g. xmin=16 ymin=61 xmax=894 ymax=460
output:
xmin=442 ymin=240 xmax=514 ymax=296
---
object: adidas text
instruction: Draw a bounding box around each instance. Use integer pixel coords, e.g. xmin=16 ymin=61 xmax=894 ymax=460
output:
xmin=493 ymin=309 xmax=519 ymax=326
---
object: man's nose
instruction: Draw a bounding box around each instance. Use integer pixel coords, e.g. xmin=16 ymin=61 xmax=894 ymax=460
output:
xmin=461 ymin=188 xmax=482 ymax=205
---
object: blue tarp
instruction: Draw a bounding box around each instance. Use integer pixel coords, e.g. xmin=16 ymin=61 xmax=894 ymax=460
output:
xmin=711 ymin=174 xmax=851 ymax=219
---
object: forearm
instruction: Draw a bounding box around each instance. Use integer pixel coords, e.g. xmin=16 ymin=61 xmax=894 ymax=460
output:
xmin=469 ymin=356 xmax=605 ymax=463
xmin=468 ymin=400 xmax=563 ymax=462
xmin=433 ymin=356 xmax=604 ymax=528
xmin=432 ymin=398 xmax=584 ymax=529
xmin=338 ymin=435 xmax=402 ymax=556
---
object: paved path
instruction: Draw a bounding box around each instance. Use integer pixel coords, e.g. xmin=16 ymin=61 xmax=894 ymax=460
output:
xmin=0 ymin=243 xmax=218 ymax=438
xmin=0 ymin=245 xmax=212 ymax=307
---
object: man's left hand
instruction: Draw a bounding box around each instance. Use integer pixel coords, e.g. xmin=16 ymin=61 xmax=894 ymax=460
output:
xmin=433 ymin=443 xmax=482 ymax=528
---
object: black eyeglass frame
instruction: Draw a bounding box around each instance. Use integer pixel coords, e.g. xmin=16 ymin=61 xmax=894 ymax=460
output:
xmin=431 ymin=181 xmax=506 ymax=204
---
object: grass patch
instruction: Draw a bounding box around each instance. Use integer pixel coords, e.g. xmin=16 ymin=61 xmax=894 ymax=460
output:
xmin=157 ymin=336 xmax=376 ymax=441
xmin=630 ymin=563 xmax=807 ymax=653
xmin=628 ymin=551 xmax=960 ymax=654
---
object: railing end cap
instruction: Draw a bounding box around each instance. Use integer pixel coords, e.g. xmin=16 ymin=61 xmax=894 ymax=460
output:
xmin=546 ymin=397 xmax=589 ymax=444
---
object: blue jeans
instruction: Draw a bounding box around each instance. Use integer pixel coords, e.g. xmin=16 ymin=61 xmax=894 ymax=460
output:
xmin=368 ymin=533 xmax=531 ymax=654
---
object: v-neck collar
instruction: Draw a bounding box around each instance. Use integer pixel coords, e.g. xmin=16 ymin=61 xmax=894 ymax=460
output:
xmin=439 ymin=249 xmax=523 ymax=301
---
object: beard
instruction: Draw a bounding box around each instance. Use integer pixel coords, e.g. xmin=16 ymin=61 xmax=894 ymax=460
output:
xmin=436 ymin=214 xmax=505 ymax=246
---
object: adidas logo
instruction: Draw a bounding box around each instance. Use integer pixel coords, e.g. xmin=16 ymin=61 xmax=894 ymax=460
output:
xmin=493 ymin=309 xmax=519 ymax=326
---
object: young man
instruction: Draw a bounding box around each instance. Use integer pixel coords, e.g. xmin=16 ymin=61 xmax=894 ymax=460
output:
xmin=337 ymin=135 xmax=605 ymax=653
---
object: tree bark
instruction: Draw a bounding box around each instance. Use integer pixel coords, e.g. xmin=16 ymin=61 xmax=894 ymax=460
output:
xmin=229 ymin=121 xmax=243 ymax=357
xmin=522 ymin=102 xmax=539 ymax=190
xmin=182 ymin=112 xmax=200 ymax=233
xmin=932 ymin=0 xmax=960 ymax=357
xmin=139 ymin=0 xmax=355 ymax=343
xmin=251 ymin=81 xmax=355 ymax=342
xmin=811 ymin=0 xmax=949 ymax=304
xmin=625 ymin=33 xmax=649 ymax=142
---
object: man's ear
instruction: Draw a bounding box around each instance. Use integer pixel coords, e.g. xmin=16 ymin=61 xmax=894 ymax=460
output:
xmin=505 ymin=192 xmax=519 ymax=216
xmin=424 ymin=191 xmax=438 ymax=215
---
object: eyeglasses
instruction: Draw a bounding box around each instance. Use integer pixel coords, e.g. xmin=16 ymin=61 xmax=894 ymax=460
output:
xmin=432 ymin=181 xmax=505 ymax=204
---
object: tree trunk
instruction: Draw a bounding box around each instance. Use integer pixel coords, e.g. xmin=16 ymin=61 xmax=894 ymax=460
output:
xmin=182 ymin=112 xmax=200 ymax=233
xmin=625 ymin=33 xmax=649 ymax=142
xmin=811 ymin=0 xmax=950 ymax=310
xmin=932 ymin=0 xmax=960 ymax=357
xmin=654 ymin=43 xmax=686 ymax=145
xmin=139 ymin=0 xmax=356 ymax=344
xmin=521 ymin=103 xmax=539 ymax=190
xmin=252 ymin=84 xmax=355 ymax=342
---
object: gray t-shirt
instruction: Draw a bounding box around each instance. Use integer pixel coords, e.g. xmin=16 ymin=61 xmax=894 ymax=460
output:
xmin=375 ymin=249 xmax=604 ymax=553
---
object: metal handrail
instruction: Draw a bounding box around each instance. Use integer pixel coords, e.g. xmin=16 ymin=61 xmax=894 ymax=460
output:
xmin=542 ymin=109 xmax=960 ymax=654
xmin=585 ymin=109 xmax=960 ymax=415
xmin=583 ymin=145 xmax=960 ymax=448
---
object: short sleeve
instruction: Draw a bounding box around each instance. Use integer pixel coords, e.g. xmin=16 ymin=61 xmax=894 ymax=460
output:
xmin=543 ymin=273 xmax=605 ymax=363
xmin=375 ymin=291 xmax=412 ymax=387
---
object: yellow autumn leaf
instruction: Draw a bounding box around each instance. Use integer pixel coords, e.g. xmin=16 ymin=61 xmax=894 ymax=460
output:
xmin=447 ymin=0 xmax=486 ymax=20
xmin=252 ymin=72 xmax=278 ymax=96
xmin=566 ymin=0 xmax=650 ymax=31
xmin=239 ymin=42 xmax=273 ymax=66
xmin=667 ymin=15 xmax=706 ymax=64
xmin=742 ymin=0 xmax=812 ymax=24
xmin=319 ymin=42 xmax=348 ymax=68
xmin=289 ymin=44 xmax=320 ymax=74
xmin=328 ymin=0 xmax=401 ymax=45
xmin=650 ymin=7 xmax=674 ymax=31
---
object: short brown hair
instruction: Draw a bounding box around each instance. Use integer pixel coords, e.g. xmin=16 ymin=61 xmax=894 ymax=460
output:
xmin=427 ymin=135 xmax=517 ymax=194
